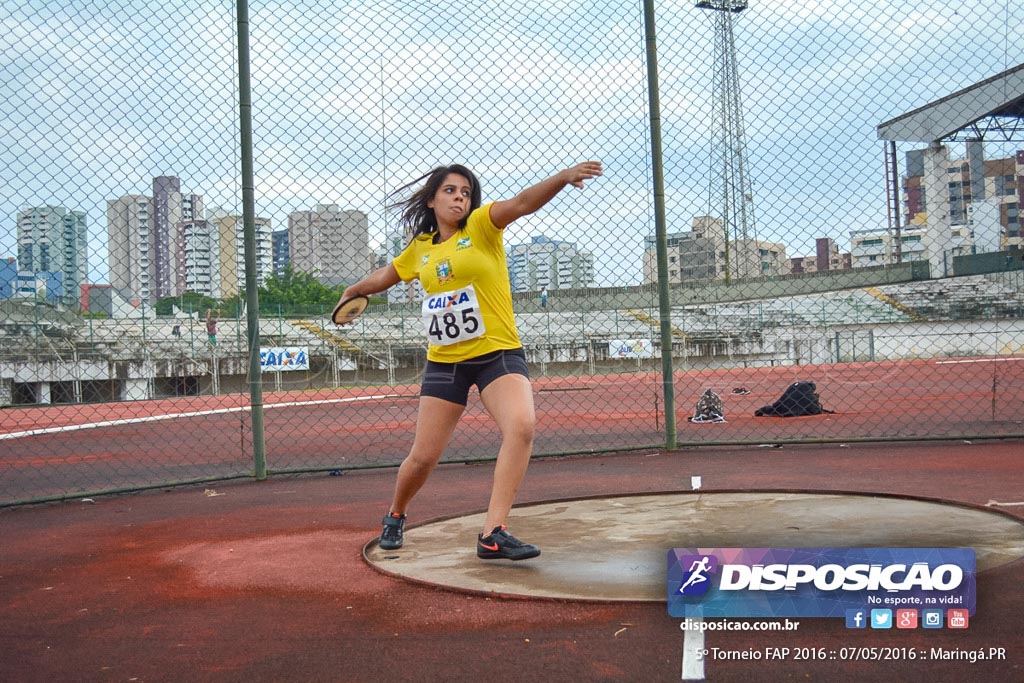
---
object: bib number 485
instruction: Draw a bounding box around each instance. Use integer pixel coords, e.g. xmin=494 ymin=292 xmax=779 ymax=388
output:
xmin=422 ymin=285 xmax=486 ymax=346
xmin=428 ymin=307 xmax=480 ymax=342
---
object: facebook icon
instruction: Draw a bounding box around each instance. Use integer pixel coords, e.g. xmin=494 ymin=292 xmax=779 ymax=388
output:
xmin=845 ymin=609 xmax=867 ymax=629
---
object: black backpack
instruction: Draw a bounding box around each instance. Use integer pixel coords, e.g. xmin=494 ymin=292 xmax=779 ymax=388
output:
xmin=755 ymin=381 xmax=834 ymax=417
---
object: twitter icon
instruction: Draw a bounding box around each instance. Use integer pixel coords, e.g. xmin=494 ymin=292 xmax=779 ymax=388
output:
xmin=870 ymin=609 xmax=893 ymax=629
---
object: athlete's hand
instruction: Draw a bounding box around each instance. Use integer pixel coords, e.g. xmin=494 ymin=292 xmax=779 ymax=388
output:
xmin=562 ymin=161 xmax=603 ymax=189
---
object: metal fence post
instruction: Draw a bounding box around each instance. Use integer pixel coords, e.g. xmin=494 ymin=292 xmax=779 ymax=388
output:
xmin=236 ymin=0 xmax=266 ymax=480
xmin=643 ymin=0 xmax=677 ymax=449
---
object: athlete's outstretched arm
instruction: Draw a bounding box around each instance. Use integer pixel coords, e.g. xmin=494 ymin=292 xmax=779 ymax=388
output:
xmin=489 ymin=161 xmax=603 ymax=229
xmin=340 ymin=264 xmax=401 ymax=300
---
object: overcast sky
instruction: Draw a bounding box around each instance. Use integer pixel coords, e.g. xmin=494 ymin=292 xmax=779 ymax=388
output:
xmin=2 ymin=0 xmax=1022 ymax=287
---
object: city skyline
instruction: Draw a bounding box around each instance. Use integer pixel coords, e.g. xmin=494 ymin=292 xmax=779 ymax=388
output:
xmin=6 ymin=140 xmax=1022 ymax=303
xmin=3 ymin=1 xmax=1021 ymax=290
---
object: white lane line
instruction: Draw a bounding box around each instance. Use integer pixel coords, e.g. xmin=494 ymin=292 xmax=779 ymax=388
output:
xmin=935 ymin=358 xmax=1024 ymax=364
xmin=681 ymin=618 xmax=705 ymax=680
xmin=0 ymin=394 xmax=405 ymax=441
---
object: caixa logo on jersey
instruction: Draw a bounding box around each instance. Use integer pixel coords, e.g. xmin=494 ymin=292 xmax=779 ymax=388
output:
xmin=426 ymin=291 xmax=471 ymax=309
xmin=666 ymin=548 xmax=976 ymax=618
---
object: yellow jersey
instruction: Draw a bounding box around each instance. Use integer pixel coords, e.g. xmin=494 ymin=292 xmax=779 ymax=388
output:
xmin=392 ymin=203 xmax=522 ymax=363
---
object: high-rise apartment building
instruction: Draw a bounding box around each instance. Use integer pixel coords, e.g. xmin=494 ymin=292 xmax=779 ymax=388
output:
xmin=903 ymin=145 xmax=1022 ymax=251
xmin=212 ymin=214 xmax=273 ymax=298
xmin=16 ymin=205 xmax=88 ymax=306
xmin=152 ymin=176 xmax=203 ymax=299
xmin=151 ymin=176 xmax=178 ymax=299
xmin=271 ymin=229 xmax=290 ymax=277
xmin=108 ymin=177 xmax=203 ymax=302
xmin=177 ymin=220 xmax=217 ymax=297
xmin=288 ymin=205 xmax=369 ymax=286
xmin=173 ymin=192 xmax=203 ymax=293
xmin=507 ymin=235 xmax=595 ymax=292
xmin=850 ymin=227 xmax=925 ymax=267
xmin=382 ymin=226 xmax=424 ymax=303
xmin=849 ymin=223 xmax=975 ymax=268
xmin=0 ymin=257 xmax=16 ymax=299
xmin=107 ymin=194 xmax=152 ymax=302
xmin=791 ymin=237 xmax=851 ymax=273
xmin=643 ymin=216 xmax=789 ymax=284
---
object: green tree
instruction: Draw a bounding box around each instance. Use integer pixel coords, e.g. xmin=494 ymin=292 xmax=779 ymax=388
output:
xmin=258 ymin=264 xmax=347 ymax=315
xmin=217 ymin=293 xmax=244 ymax=318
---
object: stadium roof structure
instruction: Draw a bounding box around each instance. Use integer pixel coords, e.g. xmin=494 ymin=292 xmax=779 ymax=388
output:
xmin=877 ymin=62 xmax=1024 ymax=143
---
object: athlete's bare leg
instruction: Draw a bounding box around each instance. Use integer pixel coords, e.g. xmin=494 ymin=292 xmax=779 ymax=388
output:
xmin=479 ymin=373 xmax=536 ymax=533
xmin=389 ymin=396 xmax=464 ymax=515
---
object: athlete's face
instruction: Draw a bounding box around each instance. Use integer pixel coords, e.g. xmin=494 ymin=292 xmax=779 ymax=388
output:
xmin=428 ymin=173 xmax=473 ymax=225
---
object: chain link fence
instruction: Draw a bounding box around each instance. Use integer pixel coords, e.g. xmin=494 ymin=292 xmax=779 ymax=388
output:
xmin=1 ymin=0 xmax=1022 ymax=504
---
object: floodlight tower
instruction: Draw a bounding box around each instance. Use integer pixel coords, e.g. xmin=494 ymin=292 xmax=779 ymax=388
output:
xmin=697 ymin=0 xmax=757 ymax=282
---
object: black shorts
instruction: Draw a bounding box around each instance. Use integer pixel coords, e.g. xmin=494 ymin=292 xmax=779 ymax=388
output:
xmin=421 ymin=348 xmax=529 ymax=406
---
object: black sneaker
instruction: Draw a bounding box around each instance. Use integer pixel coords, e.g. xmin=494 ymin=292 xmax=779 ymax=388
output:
xmin=379 ymin=513 xmax=406 ymax=550
xmin=476 ymin=525 xmax=541 ymax=561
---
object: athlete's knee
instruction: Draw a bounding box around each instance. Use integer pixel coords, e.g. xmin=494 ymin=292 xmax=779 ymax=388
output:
xmin=502 ymin=414 xmax=535 ymax=448
xmin=404 ymin=443 xmax=445 ymax=470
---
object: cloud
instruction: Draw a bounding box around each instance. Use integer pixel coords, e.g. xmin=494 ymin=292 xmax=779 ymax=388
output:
xmin=2 ymin=0 xmax=1022 ymax=286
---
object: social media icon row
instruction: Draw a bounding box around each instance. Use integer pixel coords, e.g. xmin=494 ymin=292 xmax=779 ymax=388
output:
xmin=845 ymin=608 xmax=969 ymax=629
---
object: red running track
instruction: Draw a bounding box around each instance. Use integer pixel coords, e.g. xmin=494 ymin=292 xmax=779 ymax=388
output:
xmin=1 ymin=357 xmax=1021 ymax=503
xmin=1 ymin=440 xmax=1022 ymax=682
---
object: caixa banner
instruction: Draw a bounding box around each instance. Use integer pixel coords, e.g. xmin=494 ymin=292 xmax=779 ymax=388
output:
xmin=260 ymin=347 xmax=310 ymax=372
xmin=667 ymin=548 xmax=975 ymax=618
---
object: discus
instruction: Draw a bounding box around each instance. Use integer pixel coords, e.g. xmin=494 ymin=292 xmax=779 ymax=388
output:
xmin=331 ymin=295 xmax=369 ymax=326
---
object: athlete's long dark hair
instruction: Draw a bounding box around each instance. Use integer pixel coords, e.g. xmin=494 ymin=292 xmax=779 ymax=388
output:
xmin=388 ymin=164 xmax=482 ymax=240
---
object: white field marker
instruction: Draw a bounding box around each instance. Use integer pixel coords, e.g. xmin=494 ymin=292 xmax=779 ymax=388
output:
xmin=681 ymin=618 xmax=705 ymax=680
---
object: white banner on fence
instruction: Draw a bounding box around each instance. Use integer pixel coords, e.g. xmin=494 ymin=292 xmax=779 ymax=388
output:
xmin=260 ymin=347 xmax=310 ymax=371
xmin=609 ymin=339 xmax=655 ymax=359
